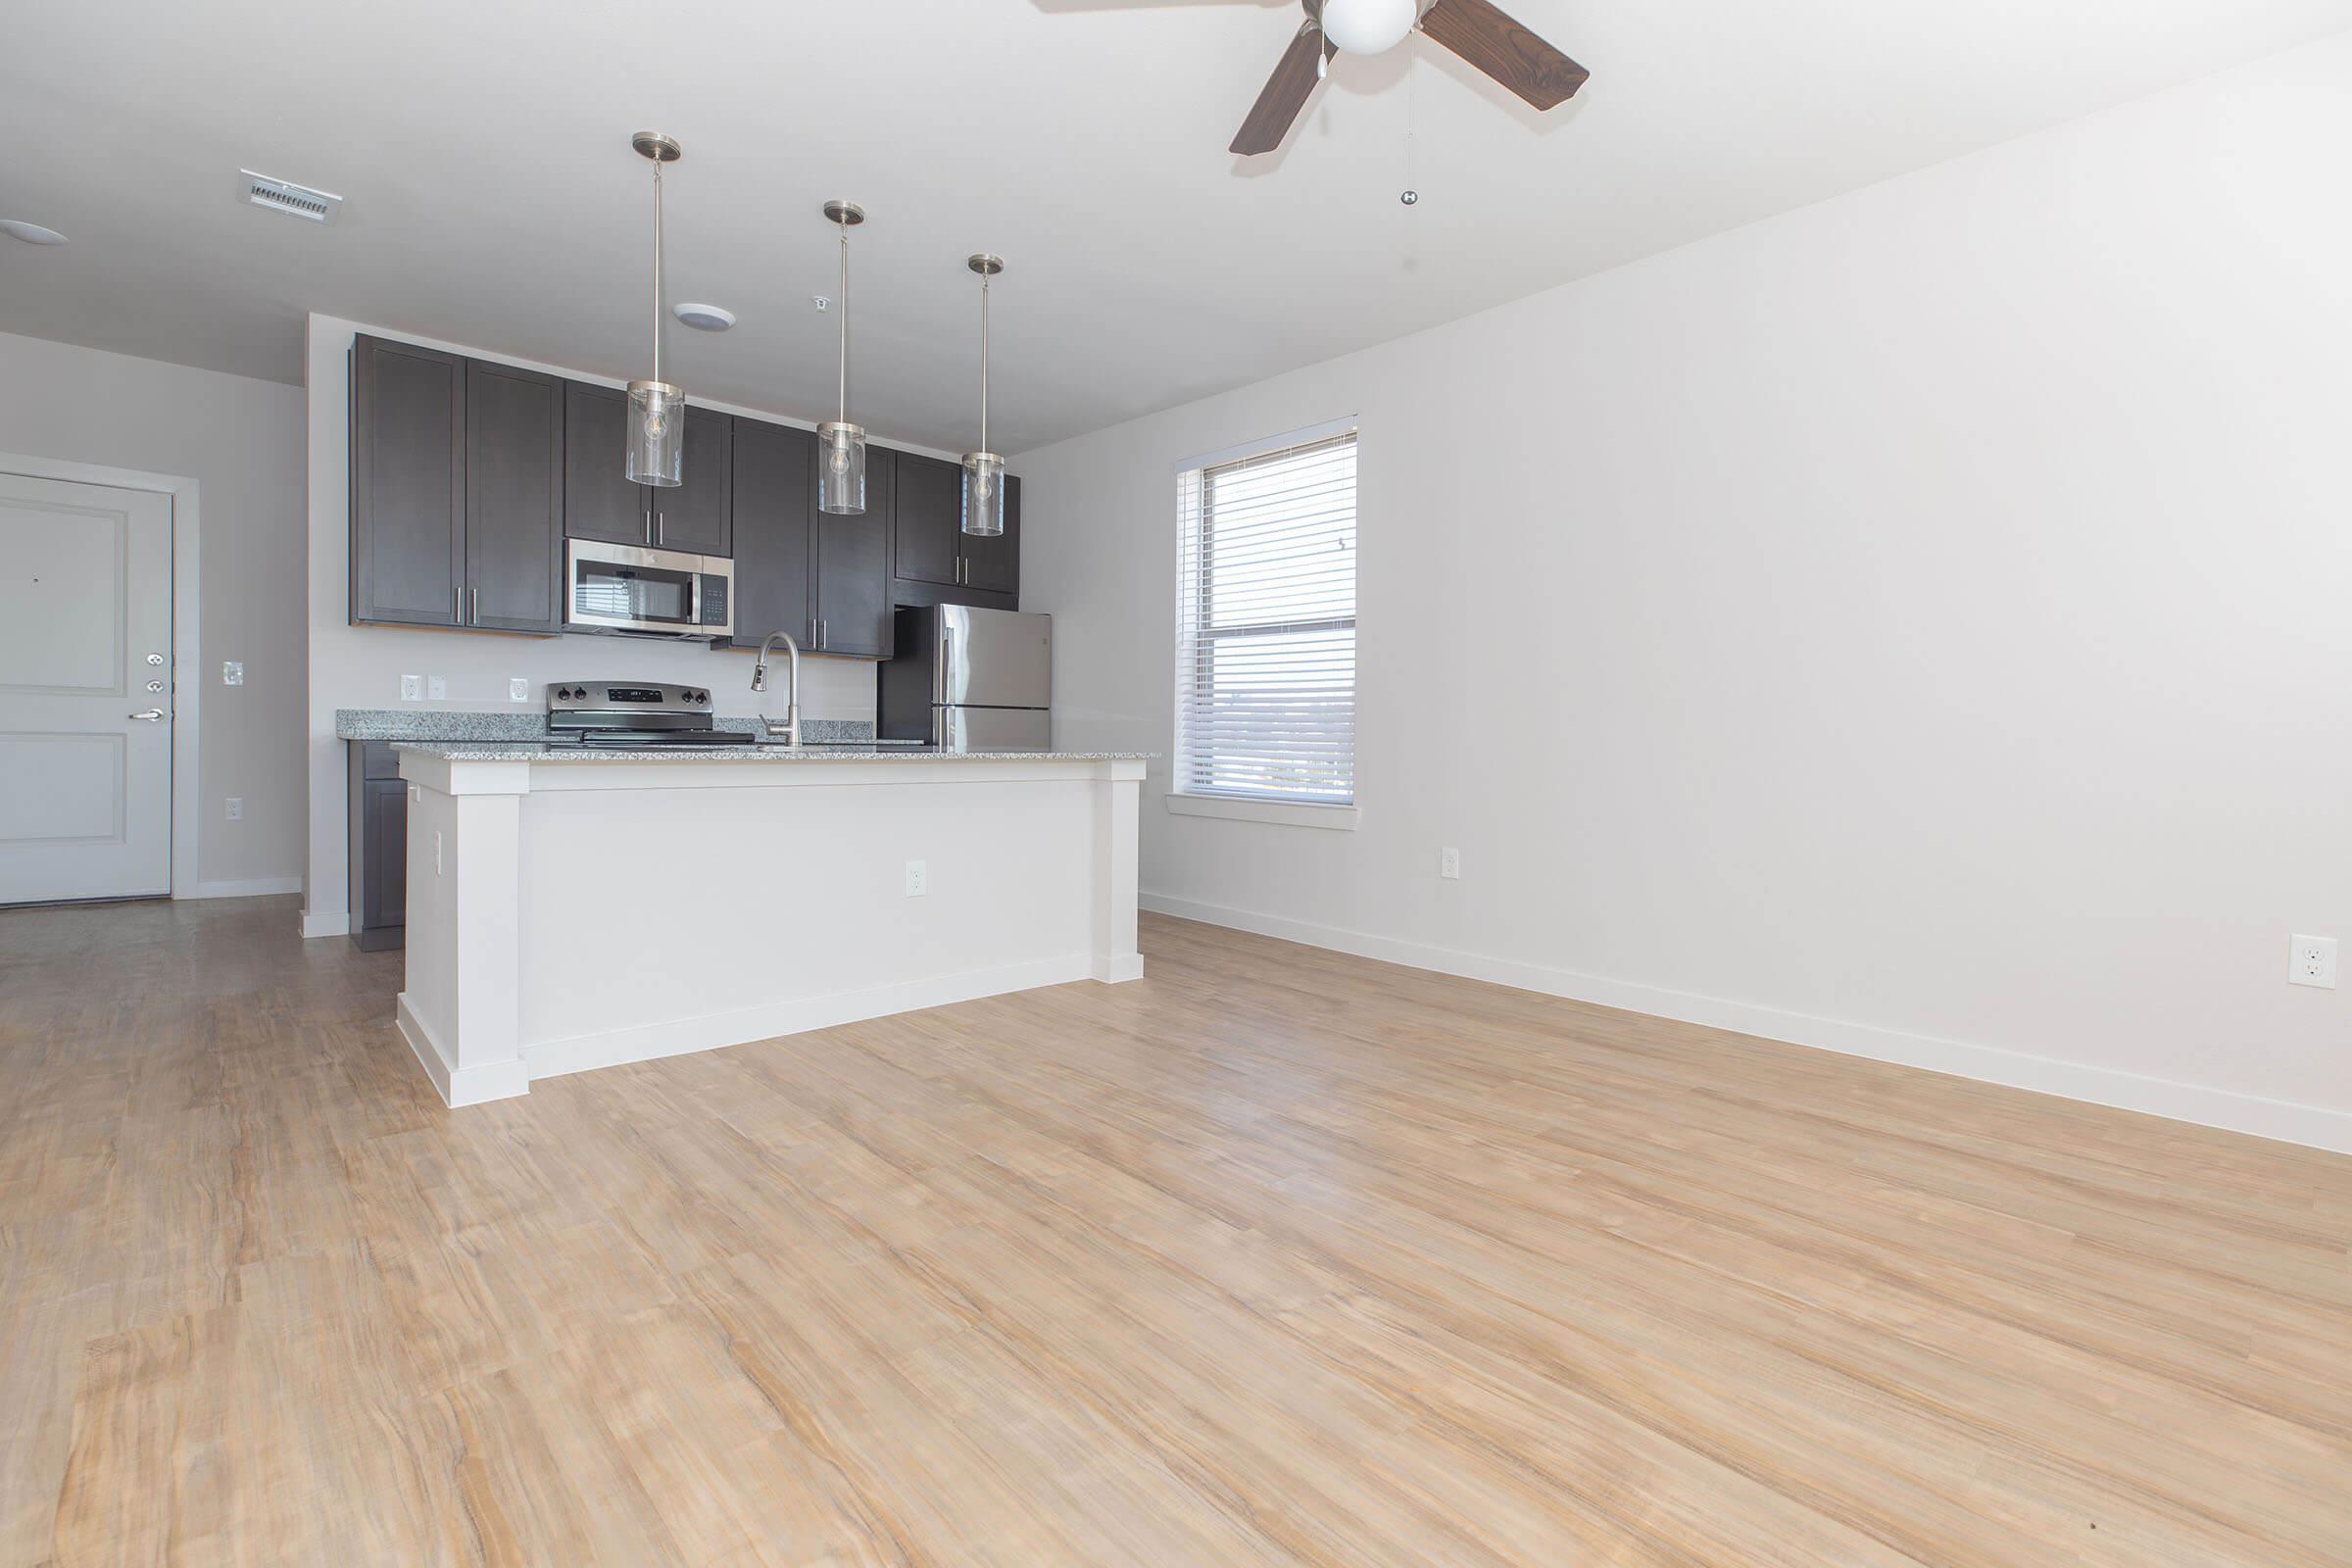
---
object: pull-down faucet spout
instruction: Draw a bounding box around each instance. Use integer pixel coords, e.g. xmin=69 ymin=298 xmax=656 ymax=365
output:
xmin=751 ymin=631 xmax=802 ymax=747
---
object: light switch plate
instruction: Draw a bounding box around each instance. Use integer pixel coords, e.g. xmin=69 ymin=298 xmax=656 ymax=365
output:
xmin=509 ymin=677 xmax=529 ymax=702
xmin=427 ymin=675 xmax=448 ymax=701
xmin=401 ymin=674 xmax=422 ymax=702
xmin=2289 ymin=934 xmax=2337 ymax=989
xmin=221 ymin=661 xmax=243 ymax=686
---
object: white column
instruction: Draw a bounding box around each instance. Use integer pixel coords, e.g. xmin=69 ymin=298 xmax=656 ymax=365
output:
xmin=394 ymin=755 xmax=531 ymax=1106
xmin=1092 ymin=760 xmax=1145 ymax=983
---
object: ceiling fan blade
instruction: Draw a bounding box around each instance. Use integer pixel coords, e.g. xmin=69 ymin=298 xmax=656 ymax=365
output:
xmin=1231 ymin=22 xmax=1338 ymax=156
xmin=1417 ymin=0 xmax=1590 ymax=111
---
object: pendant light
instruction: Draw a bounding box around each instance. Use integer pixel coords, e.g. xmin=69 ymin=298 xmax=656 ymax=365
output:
xmin=815 ymin=200 xmax=867 ymax=515
xmin=959 ymin=253 xmax=1006 ymax=537
xmin=624 ymin=131 xmax=685 ymax=488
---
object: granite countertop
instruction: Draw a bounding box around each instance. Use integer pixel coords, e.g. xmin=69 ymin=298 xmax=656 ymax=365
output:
xmin=336 ymin=708 xmax=870 ymax=744
xmin=390 ymin=741 xmax=1152 ymax=763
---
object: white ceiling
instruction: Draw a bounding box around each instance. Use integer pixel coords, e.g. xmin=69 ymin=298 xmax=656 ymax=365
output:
xmin=5 ymin=1 xmax=2347 ymax=454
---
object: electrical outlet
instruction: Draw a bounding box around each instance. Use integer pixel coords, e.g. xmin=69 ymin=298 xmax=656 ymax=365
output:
xmin=1440 ymin=847 xmax=1461 ymax=880
xmin=223 ymin=797 xmax=242 ymax=822
xmin=509 ymin=677 xmax=529 ymax=702
xmin=905 ymin=859 xmax=928 ymax=898
xmin=221 ymin=661 xmax=243 ymax=686
xmin=2289 ymin=934 xmax=2337 ymax=989
xmin=401 ymin=673 xmax=422 ymax=701
xmin=427 ymin=675 xmax=448 ymax=701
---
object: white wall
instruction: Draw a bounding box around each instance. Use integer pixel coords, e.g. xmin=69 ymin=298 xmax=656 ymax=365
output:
xmin=1015 ymin=32 xmax=2352 ymax=1151
xmin=302 ymin=314 xmax=899 ymax=936
xmin=0 ymin=330 xmax=306 ymax=893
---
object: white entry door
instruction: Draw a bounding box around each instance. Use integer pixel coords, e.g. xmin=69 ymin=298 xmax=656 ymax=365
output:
xmin=0 ymin=473 xmax=173 ymax=905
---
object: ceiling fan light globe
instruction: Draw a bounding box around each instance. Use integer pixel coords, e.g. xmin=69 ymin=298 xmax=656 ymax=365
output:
xmin=1320 ymin=0 xmax=1418 ymax=55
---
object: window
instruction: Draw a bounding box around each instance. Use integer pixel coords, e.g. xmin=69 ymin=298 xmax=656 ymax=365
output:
xmin=1175 ymin=427 xmax=1357 ymax=811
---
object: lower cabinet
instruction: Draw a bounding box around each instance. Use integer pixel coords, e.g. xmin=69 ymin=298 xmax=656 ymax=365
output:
xmin=347 ymin=743 xmax=408 ymax=953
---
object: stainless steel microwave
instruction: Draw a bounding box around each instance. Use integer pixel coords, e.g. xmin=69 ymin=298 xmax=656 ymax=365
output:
xmin=564 ymin=539 xmax=733 ymax=639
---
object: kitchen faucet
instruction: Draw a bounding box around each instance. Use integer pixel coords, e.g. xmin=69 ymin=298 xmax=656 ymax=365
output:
xmin=750 ymin=631 xmax=802 ymax=747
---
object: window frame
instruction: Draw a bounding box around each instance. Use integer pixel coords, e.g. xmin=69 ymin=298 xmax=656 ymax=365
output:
xmin=1170 ymin=418 xmax=1360 ymax=827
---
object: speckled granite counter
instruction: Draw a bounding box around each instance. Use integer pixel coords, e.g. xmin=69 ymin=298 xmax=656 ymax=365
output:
xmin=390 ymin=741 xmax=1152 ymax=763
xmin=335 ymin=709 xmax=873 ymax=744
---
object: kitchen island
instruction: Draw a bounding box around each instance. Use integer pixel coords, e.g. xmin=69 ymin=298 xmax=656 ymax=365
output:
xmin=392 ymin=742 xmax=1149 ymax=1105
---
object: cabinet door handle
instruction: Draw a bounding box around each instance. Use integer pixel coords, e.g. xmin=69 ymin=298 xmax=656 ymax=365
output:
xmin=456 ymin=586 xmax=463 ymax=622
xmin=657 ymin=511 xmax=665 ymax=546
xmin=819 ymin=617 xmax=828 ymax=650
xmin=470 ymin=587 xmax=478 ymax=624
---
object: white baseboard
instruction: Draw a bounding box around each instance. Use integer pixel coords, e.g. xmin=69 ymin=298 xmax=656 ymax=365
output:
xmin=1093 ymin=954 xmax=1146 ymax=983
xmin=300 ymin=908 xmax=351 ymax=940
xmin=396 ymin=993 xmax=529 ymax=1108
xmin=524 ymin=953 xmax=1102 ymax=1085
xmin=1140 ymin=892 xmax=2352 ymax=1155
xmin=185 ymin=877 xmax=302 ymax=900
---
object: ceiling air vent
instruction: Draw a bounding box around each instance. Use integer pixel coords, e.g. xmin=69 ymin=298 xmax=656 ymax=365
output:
xmin=239 ymin=170 xmax=342 ymax=223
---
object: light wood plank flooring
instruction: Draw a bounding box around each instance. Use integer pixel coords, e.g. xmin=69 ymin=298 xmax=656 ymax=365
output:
xmin=3 ymin=894 xmax=2347 ymax=1566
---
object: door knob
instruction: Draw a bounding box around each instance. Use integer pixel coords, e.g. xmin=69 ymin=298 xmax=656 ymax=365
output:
xmin=127 ymin=709 xmax=166 ymax=722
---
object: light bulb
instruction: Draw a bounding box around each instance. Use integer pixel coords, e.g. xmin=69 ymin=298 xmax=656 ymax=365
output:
xmin=976 ymin=475 xmax=994 ymax=500
xmin=1319 ymin=0 xmax=1417 ymax=54
xmin=831 ymin=447 xmax=849 ymax=474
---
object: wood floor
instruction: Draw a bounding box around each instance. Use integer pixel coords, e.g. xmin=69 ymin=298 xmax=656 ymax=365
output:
xmin=2 ymin=896 xmax=2347 ymax=1567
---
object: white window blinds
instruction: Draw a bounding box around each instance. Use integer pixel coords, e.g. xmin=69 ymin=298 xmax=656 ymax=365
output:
xmin=1175 ymin=429 xmax=1357 ymax=805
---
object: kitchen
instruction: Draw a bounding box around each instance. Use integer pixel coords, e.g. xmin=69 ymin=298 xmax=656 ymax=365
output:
xmin=8 ymin=4 xmax=2351 ymax=1562
xmin=318 ymin=174 xmax=1144 ymax=1102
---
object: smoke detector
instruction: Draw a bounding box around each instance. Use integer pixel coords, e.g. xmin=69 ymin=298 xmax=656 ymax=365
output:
xmin=239 ymin=170 xmax=342 ymax=223
xmin=673 ymin=303 xmax=735 ymax=332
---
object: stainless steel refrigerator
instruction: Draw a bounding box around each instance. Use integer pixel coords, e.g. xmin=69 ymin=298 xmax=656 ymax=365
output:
xmin=879 ymin=605 xmax=1053 ymax=750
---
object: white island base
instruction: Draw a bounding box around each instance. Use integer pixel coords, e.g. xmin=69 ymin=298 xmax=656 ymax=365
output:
xmin=392 ymin=749 xmax=1147 ymax=1106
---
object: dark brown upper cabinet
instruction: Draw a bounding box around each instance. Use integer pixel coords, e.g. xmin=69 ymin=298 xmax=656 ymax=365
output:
xmin=889 ymin=451 xmax=1020 ymax=605
xmin=814 ymin=450 xmax=895 ymax=658
xmin=730 ymin=421 xmax=896 ymax=659
xmin=729 ymin=418 xmax=815 ymax=649
xmin=892 ymin=453 xmax=964 ymax=588
xmin=563 ymin=387 xmax=732 ymax=557
xmin=350 ymin=336 xmax=466 ymax=628
xmin=962 ymin=473 xmax=1020 ymax=596
xmin=658 ymin=408 xmax=733 ymax=556
xmin=561 ymin=382 xmax=646 ymax=547
xmin=463 ymin=361 xmax=564 ymax=633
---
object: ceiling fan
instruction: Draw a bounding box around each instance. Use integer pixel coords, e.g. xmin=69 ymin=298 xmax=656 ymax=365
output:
xmin=1232 ymin=0 xmax=1589 ymax=156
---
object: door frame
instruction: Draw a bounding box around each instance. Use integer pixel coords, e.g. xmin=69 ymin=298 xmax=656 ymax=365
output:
xmin=0 ymin=451 xmax=202 ymax=901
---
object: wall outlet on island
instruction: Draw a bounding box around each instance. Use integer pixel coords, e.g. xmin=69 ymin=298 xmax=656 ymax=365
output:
xmin=510 ymin=677 xmax=530 ymax=702
xmin=224 ymin=797 xmax=242 ymax=822
xmin=1440 ymin=847 xmax=1461 ymax=880
xmin=400 ymin=674 xmax=422 ymax=702
xmin=905 ymin=859 xmax=928 ymax=898
xmin=427 ymin=675 xmax=448 ymax=701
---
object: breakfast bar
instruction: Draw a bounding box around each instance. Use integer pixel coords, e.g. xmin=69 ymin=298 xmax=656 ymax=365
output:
xmin=392 ymin=743 xmax=1148 ymax=1105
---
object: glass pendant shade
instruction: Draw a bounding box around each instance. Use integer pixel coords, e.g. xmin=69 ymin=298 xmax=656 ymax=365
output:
xmin=625 ymin=379 xmax=685 ymax=486
xmin=816 ymin=421 xmax=867 ymax=514
xmin=960 ymin=452 xmax=1005 ymax=537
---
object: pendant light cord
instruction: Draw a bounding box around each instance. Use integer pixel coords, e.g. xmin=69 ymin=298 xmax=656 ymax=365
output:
xmin=651 ymin=159 xmax=666 ymax=386
xmin=978 ymin=273 xmax=991 ymax=454
xmin=837 ymin=220 xmax=850 ymax=423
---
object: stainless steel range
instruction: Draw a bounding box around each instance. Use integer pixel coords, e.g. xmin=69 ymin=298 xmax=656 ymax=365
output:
xmin=544 ymin=681 xmax=752 ymax=749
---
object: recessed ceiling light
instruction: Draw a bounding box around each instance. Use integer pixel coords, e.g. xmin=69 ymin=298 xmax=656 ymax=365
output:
xmin=0 ymin=220 xmax=68 ymax=246
xmin=673 ymin=303 xmax=734 ymax=331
